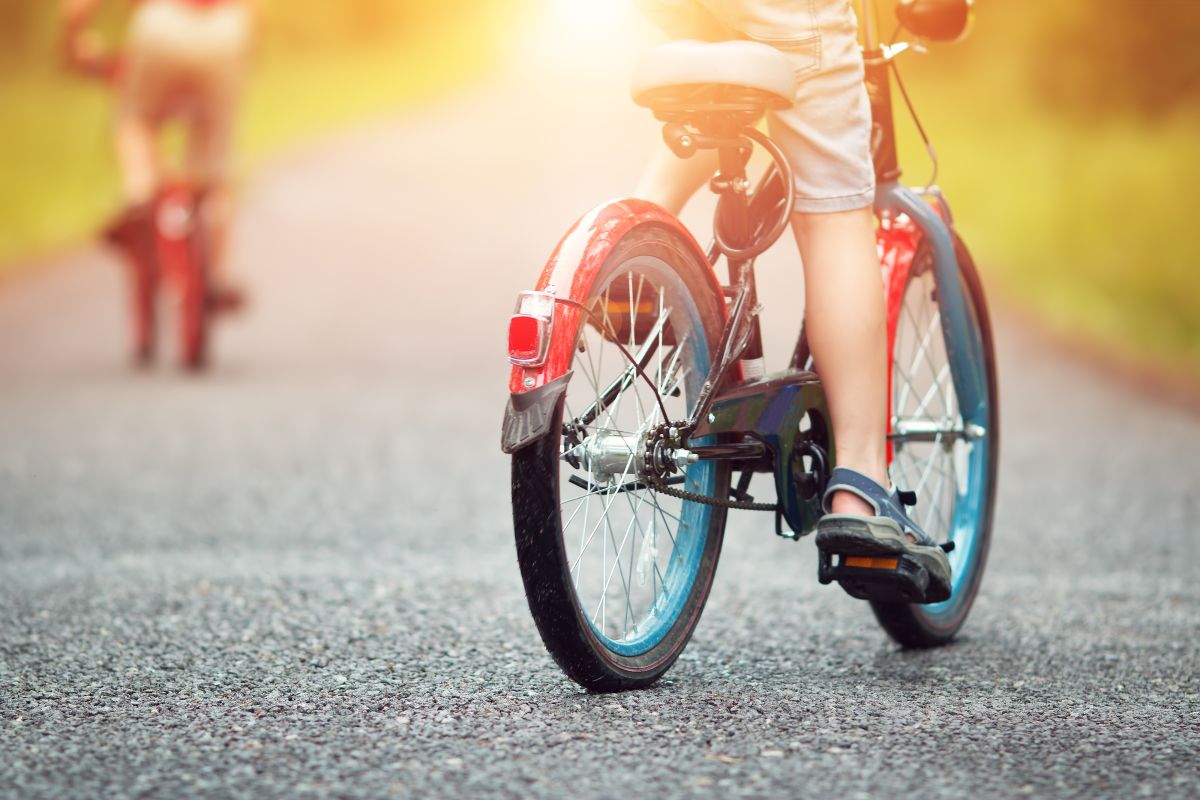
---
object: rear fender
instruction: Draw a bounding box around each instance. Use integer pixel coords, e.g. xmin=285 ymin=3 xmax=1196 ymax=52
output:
xmin=501 ymin=199 xmax=722 ymax=453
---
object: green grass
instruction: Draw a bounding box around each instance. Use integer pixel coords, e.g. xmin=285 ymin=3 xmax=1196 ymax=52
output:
xmin=0 ymin=18 xmax=505 ymax=268
xmin=895 ymin=62 xmax=1200 ymax=375
xmin=0 ymin=75 xmax=120 ymax=265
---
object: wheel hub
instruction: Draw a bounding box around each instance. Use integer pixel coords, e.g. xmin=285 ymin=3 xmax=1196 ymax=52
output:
xmin=580 ymin=425 xmax=696 ymax=485
xmin=580 ymin=431 xmax=644 ymax=483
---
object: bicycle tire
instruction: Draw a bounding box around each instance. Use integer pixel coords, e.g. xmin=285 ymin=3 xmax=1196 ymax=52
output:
xmin=130 ymin=246 xmax=157 ymax=366
xmin=871 ymin=232 xmax=999 ymax=646
xmin=511 ymin=224 xmax=730 ymax=691
xmin=177 ymin=199 xmax=209 ymax=371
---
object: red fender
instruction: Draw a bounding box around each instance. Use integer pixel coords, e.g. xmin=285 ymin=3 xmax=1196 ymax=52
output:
xmin=878 ymin=215 xmax=920 ymax=376
xmin=878 ymin=200 xmax=956 ymax=463
xmin=507 ymin=198 xmax=724 ymax=395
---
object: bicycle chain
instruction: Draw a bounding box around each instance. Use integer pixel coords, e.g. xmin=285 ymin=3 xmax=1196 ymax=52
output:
xmin=644 ymin=472 xmax=778 ymax=512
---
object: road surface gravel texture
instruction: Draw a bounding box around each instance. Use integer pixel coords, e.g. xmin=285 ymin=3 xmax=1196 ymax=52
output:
xmin=2 ymin=21 xmax=1198 ymax=800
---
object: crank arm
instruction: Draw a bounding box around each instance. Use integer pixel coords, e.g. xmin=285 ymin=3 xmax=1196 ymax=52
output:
xmin=687 ymin=440 xmax=768 ymax=463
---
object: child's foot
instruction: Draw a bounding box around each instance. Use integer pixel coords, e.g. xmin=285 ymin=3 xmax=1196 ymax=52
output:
xmin=102 ymin=203 xmax=153 ymax=258
xmin=207 ymin=284 xmax=246 ymax=314
xmin=816 ymin=467 xmax=951 ymax=600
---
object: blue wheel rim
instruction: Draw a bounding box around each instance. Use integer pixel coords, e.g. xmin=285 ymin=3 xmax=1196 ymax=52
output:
xmin=559 ymin=259 xmax=717 ymax=657
xmin=890 ymin=261 xmax=993 ymax=620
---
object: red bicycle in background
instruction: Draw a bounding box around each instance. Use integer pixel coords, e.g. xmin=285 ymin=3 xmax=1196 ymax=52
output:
xmin=104 ymin=184 xmax=212 ymax=369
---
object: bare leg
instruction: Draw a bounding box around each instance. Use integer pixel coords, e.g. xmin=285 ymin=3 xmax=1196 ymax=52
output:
xmin=190 ymin=95 xmax=241 ymax=296
xmin=634 ymin=144 xmax=718 ymax=215
xmin=114 ymin=115 xmax=160 ymax=205
xmin=199 ymin=184 xmax=235 ymax=287
xmin=792 ymin=207 xmax=888 ymax=517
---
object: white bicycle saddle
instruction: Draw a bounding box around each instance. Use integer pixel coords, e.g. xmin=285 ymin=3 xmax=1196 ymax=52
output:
xmin=631 ymin=40 xmax=797 ymax=110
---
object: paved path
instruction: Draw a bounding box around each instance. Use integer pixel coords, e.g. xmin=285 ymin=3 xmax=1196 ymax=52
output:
xmin=2 ymin=17 xmax=1198 ymax=799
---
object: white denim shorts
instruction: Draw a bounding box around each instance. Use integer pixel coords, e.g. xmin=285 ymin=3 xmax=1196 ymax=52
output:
xmin=638 ymin=0 xmax=876 ymax=212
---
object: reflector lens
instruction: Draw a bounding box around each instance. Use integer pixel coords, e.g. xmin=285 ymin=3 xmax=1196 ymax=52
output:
xmin=508 ymin=290 xmax=556 ymax=367
xmin=843 ymin=556 xmax=900 ymax=570
xmin=509 ymin=314 xmax=546 ymax=364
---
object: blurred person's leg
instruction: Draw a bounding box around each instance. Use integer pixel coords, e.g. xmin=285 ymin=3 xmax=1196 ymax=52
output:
xmin=116 ymin=1 xmax=176 ymax=206
xmin=105 ymin=5 xmax=169 ymax=265
xmin=178 ymin=0 xmax=252 ymax=300
xmin=114 ymin=116 xmax=161 ymax=206
xmin=190 ymin=77 xmax=241 ymax=298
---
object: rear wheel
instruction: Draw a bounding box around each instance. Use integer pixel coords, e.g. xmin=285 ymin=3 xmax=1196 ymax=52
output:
xmin=178 ymin=232 xmax=209 ymax=371
xmin=130 ymin=248 xmax=157 ymax=367
xmin=872 ymin=234 xmax=999 ymax=646
xmin=511 ymin=225 xmax=730 ymax=691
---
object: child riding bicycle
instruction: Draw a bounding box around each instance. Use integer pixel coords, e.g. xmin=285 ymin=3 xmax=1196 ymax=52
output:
xmin=60 ymin=0 xmax=254 ymax=311
xmin=635 ymin=0 xmax=952 ymax=596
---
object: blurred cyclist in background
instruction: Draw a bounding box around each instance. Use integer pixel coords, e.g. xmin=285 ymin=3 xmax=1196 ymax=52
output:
xmin=61 ymin=0 xmax=255 ymax=309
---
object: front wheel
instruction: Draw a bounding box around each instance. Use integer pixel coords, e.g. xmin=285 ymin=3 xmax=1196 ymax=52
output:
xmin=873 ymin=233 xmax=999 ymax=646
xmin=511 ymin=224 xmax=730 ymax=691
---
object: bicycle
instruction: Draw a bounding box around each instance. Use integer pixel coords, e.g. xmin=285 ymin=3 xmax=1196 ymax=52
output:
xmin=502 ymin=0 xmax=997 ymax=691
xmin=105 ymin=182 xmax=213 ymax=370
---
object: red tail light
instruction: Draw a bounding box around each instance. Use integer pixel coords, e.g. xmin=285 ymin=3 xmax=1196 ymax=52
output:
xmin=508 ymin=290 xmax=555 ymax=367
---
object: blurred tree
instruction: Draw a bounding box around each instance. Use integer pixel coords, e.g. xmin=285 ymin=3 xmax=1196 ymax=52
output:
xmin=0 ymin=0 xmax=491 ymax=65
xmin=0 ymin=0 xmax=35 ymax=51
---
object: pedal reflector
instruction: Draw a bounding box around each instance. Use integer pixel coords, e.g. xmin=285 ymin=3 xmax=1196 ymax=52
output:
xmin=843 ymin=555 xmax=899 ymax=570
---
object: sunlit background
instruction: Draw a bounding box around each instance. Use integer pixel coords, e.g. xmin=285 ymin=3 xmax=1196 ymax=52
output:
xmin=1 ymin=0 xmax=1198 ymax=379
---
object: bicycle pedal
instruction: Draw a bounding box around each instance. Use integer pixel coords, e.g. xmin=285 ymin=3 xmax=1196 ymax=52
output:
xmin=818 ymin=550 xmax=946 ymax=604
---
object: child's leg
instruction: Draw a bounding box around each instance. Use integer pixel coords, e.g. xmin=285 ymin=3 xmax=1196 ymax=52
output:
xmin=634 ymin=144 xmax=718 ymax=215
xmin=113 ymin=115 xmax=160 ymax=206
xmin=792 ymin=206 xmax=888 ymax=517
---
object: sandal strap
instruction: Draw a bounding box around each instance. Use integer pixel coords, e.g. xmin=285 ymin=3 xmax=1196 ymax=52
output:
xmin=822 ymin=467 xmax=935 ymax=547
xmin=822 ymin=467 xmax=886 ymax=515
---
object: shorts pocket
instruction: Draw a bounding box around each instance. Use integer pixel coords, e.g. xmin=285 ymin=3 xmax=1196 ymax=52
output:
xmin=751 ymin=33 xmax=822 ymax=78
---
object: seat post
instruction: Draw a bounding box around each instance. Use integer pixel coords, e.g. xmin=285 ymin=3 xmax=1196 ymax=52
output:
xmin=713 ymin=142 xmax=752 ymax=250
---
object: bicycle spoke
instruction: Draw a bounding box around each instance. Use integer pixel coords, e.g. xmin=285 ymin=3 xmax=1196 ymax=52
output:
xmin=593 ymin=487 xmax=644 ymax=633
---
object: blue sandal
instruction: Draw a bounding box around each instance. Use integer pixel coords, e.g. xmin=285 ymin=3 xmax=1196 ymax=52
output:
xmin=816 ymin=467 xmax=952 ymax=603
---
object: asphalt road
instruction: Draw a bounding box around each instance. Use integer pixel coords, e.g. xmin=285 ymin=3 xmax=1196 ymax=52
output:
xmin=2 ymin=20 xmax=1198 ymax=800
